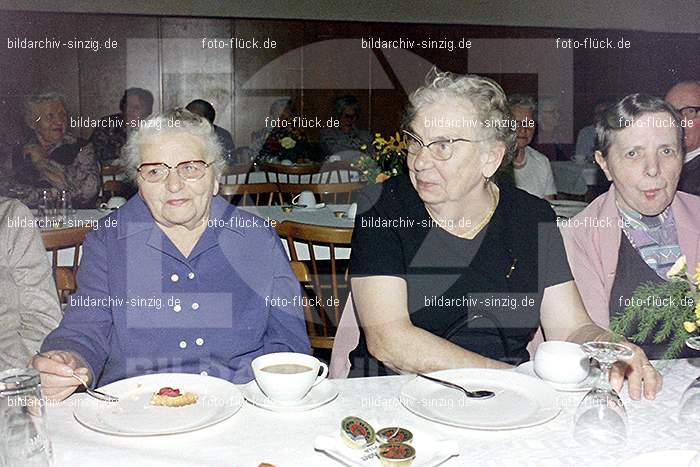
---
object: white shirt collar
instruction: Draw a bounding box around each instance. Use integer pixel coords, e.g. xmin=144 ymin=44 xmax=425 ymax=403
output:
xmin=685 ymin=146 xmax=700 ymax=163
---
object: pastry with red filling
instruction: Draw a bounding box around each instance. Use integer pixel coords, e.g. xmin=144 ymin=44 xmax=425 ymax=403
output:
xmin=150 ymin=386 xmax=198 ymax=407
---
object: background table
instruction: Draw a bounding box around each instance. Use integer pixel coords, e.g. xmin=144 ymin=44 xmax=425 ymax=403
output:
xmin=46 ymin=358 xmax=698 ymax=466
xmin=240 ymin=204 xmax=353 ymax=260
xmin=551 ymin=161 xmax=602 ymax=196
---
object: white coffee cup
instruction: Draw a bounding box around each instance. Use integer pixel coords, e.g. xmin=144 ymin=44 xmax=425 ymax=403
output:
xmin=279 ymin=159 xmax=293 ymax=166
xmin=347 ymin=202 xmax=358 ymax=220
xmin=534 ymin=341 xmax=590 ymax=384
xmin=100 ymin=196 xmax=127 ymax=210
xmin=251 ymin=352 xmax=328 ymax=404
xmin=292 ymin=191 xmax=317 ymax=208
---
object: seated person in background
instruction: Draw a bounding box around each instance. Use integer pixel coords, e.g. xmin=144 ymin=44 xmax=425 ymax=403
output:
xmin=319 ymin=95 xmax=371 ymax=157
xmin=0 ymin=197 xmax=61 ymax=370
xmin=3 ymin=92 xmax=99 ymax=208
xmin=341 ymin=70 xmax=660 ymax=400
xmin=575 ymin=99 xmax=612 ymax=162
xmin=509 ymin=94 xmax=557 ymax=200
xmin=186 ymin=99 xmax=235 ymax=163
xmin=31 ymin=109 xmax=310 ymax=401
xmin=250 ymin=98 xmax=296 ymax=160
xmin=561 ymin=93 xmax=700 ymax=359
xmin=90 ymin=87 xmax=154 ymax=164
xmin=532 ymin=96 xmax=575 ymax=161
xmin=665 ymin=81 xmax=700 ymax=196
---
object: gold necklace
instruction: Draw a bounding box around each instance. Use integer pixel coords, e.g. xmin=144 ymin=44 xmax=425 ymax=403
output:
xmin=426 ymin=183 xmax=499 ymax=240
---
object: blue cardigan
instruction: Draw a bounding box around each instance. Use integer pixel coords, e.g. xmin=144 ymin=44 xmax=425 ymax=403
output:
xmin=41 ymin=195 xmax=310 ymax=386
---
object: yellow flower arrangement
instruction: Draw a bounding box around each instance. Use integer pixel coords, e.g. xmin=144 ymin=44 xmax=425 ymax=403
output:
xmin=352 ymin=132 xmax=407 ymax=184
xmin=612 ymin=255 xmax=700 ymax=359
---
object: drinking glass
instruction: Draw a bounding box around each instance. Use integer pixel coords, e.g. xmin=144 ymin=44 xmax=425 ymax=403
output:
xmin=678 ymin=337 xmax=700 ymax=425
xmin=0 ymin=368 xmax=53 ymax=467
xmin=573 ymin=341 xmax=634 ymax=446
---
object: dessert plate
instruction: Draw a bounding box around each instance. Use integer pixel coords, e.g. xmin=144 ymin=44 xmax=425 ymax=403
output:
xmin=314 ymin=427 xmax=459 ymax=467
xmin=399 ymin=369 xmax=560 ymax=430
xmin=73 ymin=373 xmax=243 ymax=436
xmin=516 ymin=361 xmax=600 ymax=392
xmin=241 ymin=379 xmax=338 ymax=412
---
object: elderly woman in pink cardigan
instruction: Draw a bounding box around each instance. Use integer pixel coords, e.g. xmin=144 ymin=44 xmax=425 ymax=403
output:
xmin=560 ymin=94 xmax=700 ymax=361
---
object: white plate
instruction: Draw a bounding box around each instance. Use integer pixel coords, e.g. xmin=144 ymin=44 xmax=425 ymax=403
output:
xmin=73 ymin=373 xmax=243 ymax=436
xmin=516 ymin=361 xmax=600 ymax=392
xmin=314 ymin=428 xmax=459 ymax=467
xmin=399 ymin=369 xmax=561 ymax=430
xmin=618 ymin=450 xmax=698 ymax=467
xmin=241 ymin=379 xmax=338 ymax=412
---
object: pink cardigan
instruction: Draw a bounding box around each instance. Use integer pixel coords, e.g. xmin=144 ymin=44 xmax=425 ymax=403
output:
xmin=331 ymin=187 xmax=700 ymax=378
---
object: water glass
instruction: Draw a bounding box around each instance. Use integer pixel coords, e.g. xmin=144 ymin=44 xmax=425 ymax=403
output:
xmin=0 ymin=368 xmax=53 ymax=467
xmin=573 ymin=341 xmax=634 ymax=446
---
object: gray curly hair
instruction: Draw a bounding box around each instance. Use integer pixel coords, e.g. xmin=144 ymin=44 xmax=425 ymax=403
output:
xmin=24 ymin=92 xmax=67 ymax=128
xmin=118 ymin=108 xmax=225 ymax=181
xmin=403 ymin=68 xmax=517 ymax=164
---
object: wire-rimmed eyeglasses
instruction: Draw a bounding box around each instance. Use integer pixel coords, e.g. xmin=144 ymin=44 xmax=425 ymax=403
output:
xmin=137 ymin=160 xmax=211 ymax=183
xmin=402 ymin=130 xmax=487 ymax=161
xmin=679 ymin=106 xmax=700 ymax=120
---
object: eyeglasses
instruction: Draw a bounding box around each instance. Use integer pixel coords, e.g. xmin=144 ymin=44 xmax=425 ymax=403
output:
xmin=679 ymin=106 xmax=700 ymax=120
xmin=402 ymin=130 xmax=486 ymax=161
xmin=137 ymin=160 xmax=211 ymax=183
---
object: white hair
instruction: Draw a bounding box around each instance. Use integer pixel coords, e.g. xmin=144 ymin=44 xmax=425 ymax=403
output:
xmin=24 ymin=92 xmax=66 ymax=128
xmin=404 ymin=68 xmax=516 ymax=163
xmin=118 ymin=108 xmax=225 ymax=181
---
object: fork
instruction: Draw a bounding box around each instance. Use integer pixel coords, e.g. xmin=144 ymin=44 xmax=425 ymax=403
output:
xmin=416 ymin=373 xmax=495 ymax=400
xmin=71 ymin=371 xmax=119 ymax=402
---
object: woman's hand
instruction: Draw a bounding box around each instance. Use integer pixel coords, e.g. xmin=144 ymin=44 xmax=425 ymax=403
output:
xmin=609 ymin=342 xmax=663 ymax=400
xmin=22 ymin=143 xmax=47 ymax=163
xmin=29 ymin=351 xmax=91 ymax=402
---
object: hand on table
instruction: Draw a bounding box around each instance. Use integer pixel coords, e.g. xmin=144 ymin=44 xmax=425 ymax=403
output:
xmin=609 ymin=342 xmax=663 ymax=401
xmin=29 ymin=350 xmax=91 ymax=401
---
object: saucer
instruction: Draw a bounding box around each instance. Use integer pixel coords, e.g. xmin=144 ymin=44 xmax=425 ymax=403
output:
xmin=241 ymin=379 xmax=338 ymax=412
xmin=516 ymin=361 xmax=600 ymax=392
xmin=291 ymin=203 xmax=326 ymax=211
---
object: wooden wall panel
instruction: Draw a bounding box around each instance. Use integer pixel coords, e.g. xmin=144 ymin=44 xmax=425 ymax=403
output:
xmin=77 ymin=15 xmax=159 ymax=139
xmin=160 ymin=18 xmax=233 ymax=133
xmin=233 ymin=19 xmax=304 ymax=147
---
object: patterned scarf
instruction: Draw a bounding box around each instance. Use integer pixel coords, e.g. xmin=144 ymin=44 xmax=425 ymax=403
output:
xmin=617 ymin=202 xmax=681 ymax=280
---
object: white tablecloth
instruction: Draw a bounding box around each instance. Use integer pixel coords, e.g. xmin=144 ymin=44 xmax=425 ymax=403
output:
xmin=551 ymin=161 xmax=602 ymax=196
xmin=240 ymin=204 xmax=353 ymax=260
xmin=45 ymin=358 xmax=698 ymax=467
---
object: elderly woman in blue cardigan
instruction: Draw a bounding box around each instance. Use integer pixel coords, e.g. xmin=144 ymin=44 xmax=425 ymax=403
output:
xmin=32 ymin=109 xmax=310 ymax=400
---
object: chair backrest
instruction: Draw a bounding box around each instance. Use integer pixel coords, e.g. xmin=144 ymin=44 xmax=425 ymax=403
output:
xmin=276 ymin=221 xmax=353 ymax=350
xmin=220 ymin=163 xmax=254 ymax=184
xmin=102 ymin=180 xmax=126 ymax=198
xmin=289 ymin=260 xmax=334 ymax=351
xmin=318 ymin=160 xmax=360 ymax=183
xmin=258 ymin=162 xmax=322 ymax=183
xmin=100 ymin=164 xmax=124 ymax=180
xmin=41 ymin=226 xmax=92 ymax=303
xmin=277 ymin=182 xmax=365 ymax=205
xmin=218 ymin=183 xmax=281 ymax=206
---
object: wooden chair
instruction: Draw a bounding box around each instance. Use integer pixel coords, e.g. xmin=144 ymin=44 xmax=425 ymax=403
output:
xmin=218 ymin=183 xmax=281 ymax=206
xmin=220 ymin=162 xmax=254 ymax=184
xmin=277 ymin=182 xmax=365 ymax=205
xmin=100 ymin=163 xmax=127 ymax=198
xmin=258 ymin=162 xmax=322 ymax=184
xmin=289 ymin=260 xmax=334 ymax=351
xmin=318 ymin=160 xmax=360 ymax=183
xmin=276 ymin=221 xmax=353 ymax=351
xmin=41 ymin=226 xmax=92 ymax=303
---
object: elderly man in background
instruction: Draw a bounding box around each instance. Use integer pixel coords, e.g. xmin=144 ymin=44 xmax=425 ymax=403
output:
xmin=509 ymin=94 xmax=557 ymax=200
xmin=665 ymin=81 xmax=700 ymax=196
xmin=0 ymin=196 xmax=62 ymax=370
xmin=1 ymin=92 xmax=100 ymax=208
xmin=319 ymin=95 xmax=371 ymax=157
xmin=186 ymin=99 xmax=235 ymax=163
xmin=90 ymin=87 xmax=154 ymax=163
